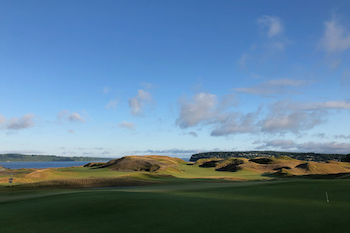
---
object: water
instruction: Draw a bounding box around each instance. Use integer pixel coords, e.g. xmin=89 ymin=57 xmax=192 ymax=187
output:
xmin=0 ymin=161 xmax=108 ymax=169
xmin=0 ymin=157 xmax=191 ymax=169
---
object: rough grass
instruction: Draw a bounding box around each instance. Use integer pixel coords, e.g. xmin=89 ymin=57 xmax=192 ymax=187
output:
xmin=99 ymin=155 xmax=185 ymax=173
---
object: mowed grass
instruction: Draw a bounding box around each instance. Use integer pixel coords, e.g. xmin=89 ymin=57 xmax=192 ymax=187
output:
xmin=1 ymin=179 xmax=349 ymax=233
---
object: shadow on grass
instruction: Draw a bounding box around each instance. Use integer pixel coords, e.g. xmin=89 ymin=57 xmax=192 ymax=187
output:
xmin=262 ymin=171 xmax=350 ymax=179
xmin=6 ymin=177 xmax=162 ymax=190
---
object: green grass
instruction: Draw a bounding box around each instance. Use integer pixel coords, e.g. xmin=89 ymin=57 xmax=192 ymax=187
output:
xmin=1 ymin=178 xmax=349 ymax=233
xmin=4 ymin=163 xmax=268 ymax=186
xmin=164 ymin=164 xmax=268 ymax=180
xmin=53 ymin=167 xmax=137 ymax=178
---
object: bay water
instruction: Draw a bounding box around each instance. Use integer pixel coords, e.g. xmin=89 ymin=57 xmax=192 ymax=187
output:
xmin=0 ymin=161 xmax=109 ymax=169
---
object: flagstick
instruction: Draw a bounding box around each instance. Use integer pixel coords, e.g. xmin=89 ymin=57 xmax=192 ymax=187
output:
xmin=325 ymin=191 xmax=329 ymax=203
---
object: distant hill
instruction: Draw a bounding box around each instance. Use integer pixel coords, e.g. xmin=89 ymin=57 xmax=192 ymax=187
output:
xmin=86 ymin=155 xmax=186 ymax=173
xmin=190 ymin=151 xmax=347 ymax=162
xmin=0 ymin=153 xmax=113 ymax=162
xmin=194 ymin=156 xmax=350 ymax=177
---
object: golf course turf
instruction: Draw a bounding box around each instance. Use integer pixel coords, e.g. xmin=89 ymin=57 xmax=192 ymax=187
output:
xmin=1 ymin=156 xmax=350 ymax=233
xmin=1 ymin=178 xmax=349 ymax=233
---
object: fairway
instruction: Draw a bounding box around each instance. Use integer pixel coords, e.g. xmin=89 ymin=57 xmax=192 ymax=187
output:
xmin=1 ymin=179 xmax=349 ymax=233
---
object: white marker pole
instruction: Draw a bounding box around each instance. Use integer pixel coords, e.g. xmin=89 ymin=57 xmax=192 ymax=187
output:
xmin=325 ymin=191 xmax=329 ymax=203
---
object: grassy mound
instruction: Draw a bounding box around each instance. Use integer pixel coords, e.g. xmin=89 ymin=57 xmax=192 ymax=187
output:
xmin=215 ymin=158 xmax=248 ymax=172
xmin=197 ymin=156 xmax=350 ymax=177
xmin=292 ymin=161 xmax=350 ymax=175
xmin=99 ymin=155 xmax=185 ymax=173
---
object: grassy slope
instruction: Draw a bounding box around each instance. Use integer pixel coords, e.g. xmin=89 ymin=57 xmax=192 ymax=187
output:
xmin=0 ymin=162 xmax=268 ymax=186
xmin=170 ymin=164 xmax=267 ymax=180
xmin=0 ymin=179 xmax=349 ymax=233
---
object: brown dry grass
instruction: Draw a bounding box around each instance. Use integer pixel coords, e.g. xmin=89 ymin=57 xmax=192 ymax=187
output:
xmin=24 ymin=169 xmax=55 ymax=179
xmin=291 ymin=162 xmax=350 ymax=175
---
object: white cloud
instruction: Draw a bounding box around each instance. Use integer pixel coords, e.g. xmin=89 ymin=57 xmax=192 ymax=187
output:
xmin=334 ymin=134 xmax=350 ymax=139
xmin=68 ymin=113 xmax=85 ymax=123
xmin=189 ymin=131 xmax=198 ymax=137
xmin=176 ymin=93 xmax=217 ymax=128
xmin=0 ymin=113 xmax=37 ymax=130
xmin=0 ymin=114 xmax=6 ymax=125
xmin=255 ymin=140 xmax=350 ymax=154
xmin=57 ymin=110 xmax=69 ymax=120
xmin=176 ymin=93 xmax=258 ymax=136
xmin=68 ymin=129 xmax=75 ymax=133
xmin=177 ymin=93 xmax=350 ymax=137
xmin=298 ymin=142 xmax=350 ymax=154
xmin=260 ymin=111 xmax=325 ymax=134
xmin=125 ymin=149 xmax=203 ymax=156
xmin=129 ymin=89 xmax=155 ymax=116
xmin=105 ymin=98 xmax=118 ymax=109
xmin=320 ymin=15 xmax=350 ymax=53
xmin=259 ymin=99 xmax=327 ymax=134
xmin=255 ymin=139 xmax=296 ymax=150
xmin=118 ymin=121 xmax=136 ymax=130
xmin=301 ymin=101 xmax=350 ymax=110
xmin=82 ymin=151 xmax=111 ymax=157
xmin=258 ymin=15 xmax=284 ymax=38
xmin=57 ymin=110 xmax=85 ymax=123
xmin=234 ymin=78 xmax=308 ymax=96
xmin=259 ymin=99 xmax=350 ymax=134
xmin=210 ymin=110 xmax=260 ymax=136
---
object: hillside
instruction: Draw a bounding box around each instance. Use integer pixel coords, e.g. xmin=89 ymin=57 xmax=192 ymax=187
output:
xmin=195 ymin=156 xmax=350 ymax=176
xmin=0 ymin=153 xmax=112 ymax=162
xmin=190 ymin=151 xmax=347 ymax=162
xmin=93 ymin=155 xmax=186 ymax=173
xmin=2 ymin=155 xmax=350 ymax=188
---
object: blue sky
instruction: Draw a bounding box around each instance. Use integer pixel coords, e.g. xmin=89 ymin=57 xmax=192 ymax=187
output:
xmin=1 ymin=0 xmax=350 ymax=158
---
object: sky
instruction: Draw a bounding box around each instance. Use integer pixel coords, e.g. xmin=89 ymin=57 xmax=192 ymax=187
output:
xmin=1 ymin=0 xmax=350 ymax=158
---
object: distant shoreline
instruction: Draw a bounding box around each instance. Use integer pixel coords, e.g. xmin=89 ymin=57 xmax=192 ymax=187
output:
xmin=0 ymin=160 xmax=110 ymax=169
xmin=0 ymin=153 xmax=114 ymax=162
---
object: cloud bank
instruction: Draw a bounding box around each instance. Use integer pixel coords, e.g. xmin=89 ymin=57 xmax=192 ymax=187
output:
xmin=255 ymin=139 xmax=350 ymax=154
xmin=176 ymin=92 xmax=350 ymax=136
